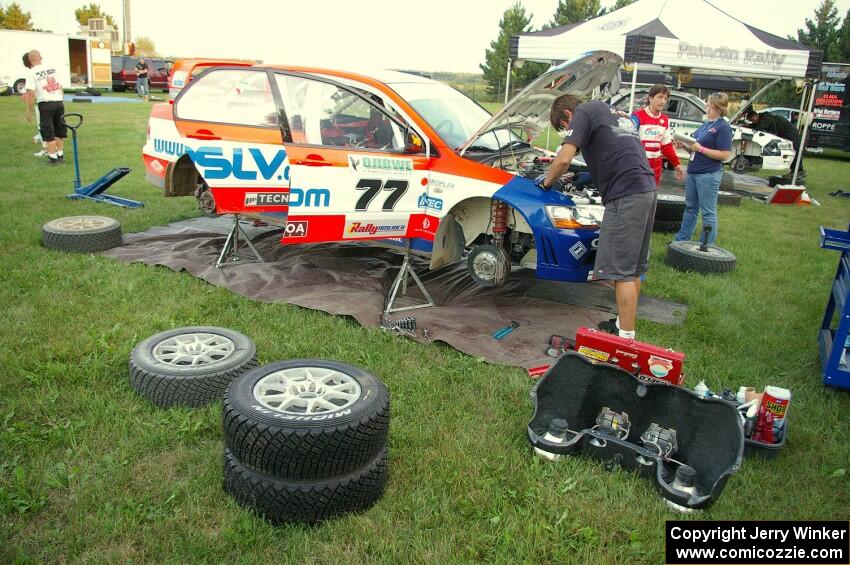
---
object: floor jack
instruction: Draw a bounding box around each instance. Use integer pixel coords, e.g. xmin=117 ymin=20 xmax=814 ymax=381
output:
xmin=216 ymin=215 xmax=265 ymax=268
xmin=62 ymin=113 xmax=141 ymax=208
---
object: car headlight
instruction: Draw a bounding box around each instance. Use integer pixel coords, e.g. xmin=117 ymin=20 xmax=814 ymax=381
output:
xmin=546 ymin=205 xmax=602 ymax=229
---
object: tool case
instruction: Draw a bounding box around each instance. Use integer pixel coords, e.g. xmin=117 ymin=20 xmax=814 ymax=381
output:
xmin=574 ymin=327 xmax=685 ymax=386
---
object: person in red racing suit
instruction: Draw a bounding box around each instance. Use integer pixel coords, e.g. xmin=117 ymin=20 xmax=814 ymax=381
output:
xmin=630 ymin=84 xmax=684 ymax=186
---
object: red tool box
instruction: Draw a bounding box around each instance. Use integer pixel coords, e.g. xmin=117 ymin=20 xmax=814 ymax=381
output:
xmin=574 ymin=327 xmax=685 ymax=386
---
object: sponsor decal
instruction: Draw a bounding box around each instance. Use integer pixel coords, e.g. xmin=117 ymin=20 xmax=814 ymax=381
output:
xmin=289 ymin=187 xmax=330 ymax=208
xmin=569 ymin=241 xmax=587 ymax=260
xmin=590 ymin=238 xmax=600 ymax=250
xmin=817 ymin=81 xmax=846 ymax=93
xmin=344 ymin=221 xmax=407 ymax=238
xmin=812 ymin=121 xmax=837 ymax=132
xmin=189 ymin=146 xmax=290 ymax=182
xmin=348 ymin=154 xmax=413 ymax=176
xmin=153 ymin=139 xmax=188 ymax=157
xmin=614 ymin=348 xmax=638 ymax=360
xmin=815 ymin=93 xmax=844 ymax=108
xmin=648 ymin=355 xmax=673 ymax=378
xmin=417 ymin=193 xmax=443 ymax=210
xmin=244 ymin=192 xmax=289 ymax=207
xmin=577 ymin=346 xmax=610 ymax=362
xmin=814 ymin=107 xmax=841 ymax=121
xmin=599 ymin=19 xmax=626 ymax=31
xmin=283 ymin=220 xmax=308 ymax=238
xmin=824 ymin=66 xmax=849 ymax=80
xmin=676 ymin=41 xmax=786 ymax=70
xmin=429 ymin=178 xmax=455 ymax=191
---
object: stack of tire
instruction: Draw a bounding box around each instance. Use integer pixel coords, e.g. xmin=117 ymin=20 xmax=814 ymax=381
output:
xmin=221 ymin=360 xmax=391 ymax=524
xmin=653 ymin=194 xmax=685 ymax=233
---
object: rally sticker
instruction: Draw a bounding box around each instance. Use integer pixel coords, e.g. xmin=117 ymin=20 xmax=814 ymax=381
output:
xmin=349 ymin=154 xmax=413 ymax=176
xmin=648 ymin=355 xmax=673 ymax=378
xmin=577 ymin=346 xmax=610 ymax=362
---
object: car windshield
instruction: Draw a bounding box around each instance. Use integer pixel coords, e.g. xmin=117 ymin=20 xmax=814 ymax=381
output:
xmin=390 ymin=81 xmax=521 ymax=151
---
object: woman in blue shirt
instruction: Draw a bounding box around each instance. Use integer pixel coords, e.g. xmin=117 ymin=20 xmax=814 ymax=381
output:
xmin=674 ymin=93 xmax=733 ymax=245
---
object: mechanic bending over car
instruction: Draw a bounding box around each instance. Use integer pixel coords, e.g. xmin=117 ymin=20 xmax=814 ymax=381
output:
xmin=674 ymin=93 xmax=733 ymax=246
xmin=540 ymin=94 xmax=657 ymax=340
xmin=744 ymin=107 xmax=805 ymax=179
xmin=631 ymin=84 xmax=684 ymax=186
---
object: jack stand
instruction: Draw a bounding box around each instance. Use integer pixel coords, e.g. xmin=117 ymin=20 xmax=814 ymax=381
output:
xmin=216 ymin=215 xmax=264 ymax=268
xmin=384 ymin=239 xmax=436 ymax=316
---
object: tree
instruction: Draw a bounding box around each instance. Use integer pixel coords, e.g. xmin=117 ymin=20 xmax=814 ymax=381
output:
xmin=549 ymin=0 xmax=604 ymax=28
xmin=135 ymin=36 xmax=157 ymax=57
xmin=1 ymin=3 xmax=34 ymax=30
xmin=835 ymin=9 xmax=850 ymax=63
xmin=612 ymin=0 xmax=637 ymax=10
xmin=74 ymin=3 xmax=116 ymax=28
xmin=797 ymin=0 xmax=840 ymax=61
xmin=480 ymin=2 xmax=546 ymax=100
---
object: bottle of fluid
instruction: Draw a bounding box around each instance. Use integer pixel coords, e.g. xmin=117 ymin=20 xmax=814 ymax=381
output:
xmin=665 ymin=465 xmax=699 ymax=513
xmin=694 ymin=380 xmax=710 ymax=398
xmin=534 ymin=418 xmax=569 ymax=461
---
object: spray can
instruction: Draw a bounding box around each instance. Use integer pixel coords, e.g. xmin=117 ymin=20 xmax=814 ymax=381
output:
xmin=761 ymin=386 xmax=791 ymax=423
xmin=534 ymin=418 xmax=570 ymax=461
xmin=694 ymin=380 xmax=710 ymax=398
xmin=665 ymin=465 xmax=699 ymax=514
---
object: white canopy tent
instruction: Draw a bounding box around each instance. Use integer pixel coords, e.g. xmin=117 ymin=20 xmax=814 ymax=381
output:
xmin=508 ymin=0 xmax=823 ymax=186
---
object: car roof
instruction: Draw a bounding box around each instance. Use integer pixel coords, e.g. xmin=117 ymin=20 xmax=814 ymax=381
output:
xmin=263 ymin=65 xmax=436 ymax=87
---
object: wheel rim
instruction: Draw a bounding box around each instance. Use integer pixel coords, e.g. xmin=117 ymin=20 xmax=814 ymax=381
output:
xmin=253 ymin=367 xmax=362 ymax=415
xmin=471 ymin=250 xmax=498 ymax=281
xmin=657 ymin=194 xmax=684 ymax=202
xmin=676 ymin=242 xmax=731 ymax=258
xmin=54 ymin=216 xmax=112 ymax=231
xmin=152 ymin=332 xmax=236 ymax=366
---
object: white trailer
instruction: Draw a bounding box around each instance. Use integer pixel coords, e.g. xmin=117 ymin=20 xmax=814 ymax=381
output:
xmin=0 ymin=29 xmax=109 ymax=94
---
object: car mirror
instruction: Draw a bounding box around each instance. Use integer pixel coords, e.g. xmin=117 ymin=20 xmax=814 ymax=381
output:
xmin=405 ymin=130 xmax=424 ymax=153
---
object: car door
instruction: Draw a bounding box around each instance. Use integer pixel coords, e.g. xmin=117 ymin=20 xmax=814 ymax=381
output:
xmin=172 ymin=67 xmax=291 ymax=223
xmin=273 ymin=72 xmax=428 ymax=244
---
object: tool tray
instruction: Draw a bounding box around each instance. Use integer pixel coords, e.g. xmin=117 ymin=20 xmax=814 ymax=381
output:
xmin=528 ymin=353 xmax=744 ymax=511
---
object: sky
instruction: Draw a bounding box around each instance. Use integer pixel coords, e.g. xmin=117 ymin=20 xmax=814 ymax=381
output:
xmin=11 ymin=0 xmax=850 ymax=72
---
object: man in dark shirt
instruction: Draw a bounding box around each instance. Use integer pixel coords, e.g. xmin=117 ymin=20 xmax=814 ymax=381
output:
xmin=745 ymin=108 xmax=804 ymax=177
xmin=541 ymin=95 xmax=657 ymax=339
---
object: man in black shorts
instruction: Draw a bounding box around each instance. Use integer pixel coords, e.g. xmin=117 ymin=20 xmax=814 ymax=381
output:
xmin=540 ymin=95 xmax=657 ymax=339
xmin=24 ymin=50 xmax=66 ymax=166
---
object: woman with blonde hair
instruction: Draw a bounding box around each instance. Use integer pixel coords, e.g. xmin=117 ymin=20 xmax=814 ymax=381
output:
xmin=673 ymin=92 xmax=733 ymax=245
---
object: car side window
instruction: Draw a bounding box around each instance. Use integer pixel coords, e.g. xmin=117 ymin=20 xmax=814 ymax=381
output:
xmin=175 ymin=69 xmax=278 ymax=128
xmin=679 ymin=100 xmax=704 ymax=121
xmin=275 ymin=74 xmax=404 ymax=151
xmin=665 ymin=98 xmax=680 ymax=117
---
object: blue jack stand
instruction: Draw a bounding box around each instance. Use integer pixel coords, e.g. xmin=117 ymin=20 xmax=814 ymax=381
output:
xmin=62 ymin=113 xmax=143 ymax=208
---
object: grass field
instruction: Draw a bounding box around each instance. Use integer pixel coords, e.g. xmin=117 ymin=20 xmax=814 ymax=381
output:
xmin=1 ymin=94 xmax=850 ymax=564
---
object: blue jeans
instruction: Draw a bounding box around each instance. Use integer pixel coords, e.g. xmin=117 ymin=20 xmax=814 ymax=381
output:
xmin=136 ymin=77 xmax=149 ymax=97
xmin=674 ymin=170 xmax=722 ymax=245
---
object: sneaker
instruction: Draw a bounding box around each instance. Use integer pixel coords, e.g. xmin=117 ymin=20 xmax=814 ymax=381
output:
xmin=57 ymin=154 xmax=65 ymax=162
xmin=33 ymin=149 xmax=47 ymax=157
xmin=597 ymin=318 xmax=618 ymax=335
xmin=47 ymin=157 xmax=61 ymax=166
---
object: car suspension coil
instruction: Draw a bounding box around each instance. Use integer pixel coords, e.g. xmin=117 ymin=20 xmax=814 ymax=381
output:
xmin=491 ymin=200 xmax=508 ymax=245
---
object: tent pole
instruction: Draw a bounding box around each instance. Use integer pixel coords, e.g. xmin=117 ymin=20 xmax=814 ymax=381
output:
xmin=628 ymin=62 xmax=639 ymax=113
xmin=791 ymin=80 xmax=816 ymax=186
xmin=795 ymin=81 xmax=809 ymax=133
xmin=504 ymin=59 xmax=512 ymax=104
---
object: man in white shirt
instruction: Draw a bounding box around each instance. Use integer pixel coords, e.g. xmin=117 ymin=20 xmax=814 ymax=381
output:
xmin=24 ymin=50 xmax=66 ymax=166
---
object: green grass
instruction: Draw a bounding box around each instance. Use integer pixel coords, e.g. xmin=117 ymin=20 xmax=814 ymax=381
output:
xmin=2 ymin=96 xmax=850 ymax=564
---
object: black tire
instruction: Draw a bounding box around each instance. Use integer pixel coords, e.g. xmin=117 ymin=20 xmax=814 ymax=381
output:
xmin=718 ymin=191 xmax=742 ymax=207
xmin=467 ymin=244 xmax=510 ymax=287
xmin=655 ymin=193 xmax=685 ymax=221
xmin=223 ymin=360 xmax=390 ymax=480
xmin=665 ymin=241 xmax=736 ymax=274
xmin=42 ymin=216 xmax=123 ymax=253
xmin=653 ymin=219 xmax=682 ymax=233
xmin=223 ymin=446 xmax=388 ymax=525
xmin=14 ymin=79 xmax=26 ymax=95
xmin=113 ymin=85 xmax=125 ymax=93
xmin=130 ymin=327 xmax=257 ymax=408
xmin=731 ymin=156 xmax=750 ymax=174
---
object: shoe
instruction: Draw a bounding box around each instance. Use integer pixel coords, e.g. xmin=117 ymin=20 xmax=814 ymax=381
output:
xmin=57 ymin=154 xmax=65 ymax=162
xmin=33 ymin=149 xmax=47 ymax=157
xmin=47 ymin=157 xmax=61 ymax=166
xmin=597 ymin=318 xmax=618 ymax=335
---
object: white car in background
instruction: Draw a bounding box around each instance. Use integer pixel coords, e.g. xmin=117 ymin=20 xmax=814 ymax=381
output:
xmin=610 ymin=89 xmax=795 ymax=174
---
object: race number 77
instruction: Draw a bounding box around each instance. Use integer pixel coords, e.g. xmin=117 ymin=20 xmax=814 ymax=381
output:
xmin=354 ymin=179 xmax=408 ymax=211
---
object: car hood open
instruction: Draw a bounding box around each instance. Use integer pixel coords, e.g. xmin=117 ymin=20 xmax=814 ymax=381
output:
xmin=459 ymin=51 xmax=623 ymax=156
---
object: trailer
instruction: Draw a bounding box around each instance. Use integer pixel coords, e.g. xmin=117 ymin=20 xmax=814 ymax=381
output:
xmin=0 ymin=29 xmax=111 ymax=94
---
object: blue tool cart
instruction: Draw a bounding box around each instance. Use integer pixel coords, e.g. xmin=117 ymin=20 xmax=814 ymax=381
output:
xmin=819 ymin=223 xmax=850 ymax=391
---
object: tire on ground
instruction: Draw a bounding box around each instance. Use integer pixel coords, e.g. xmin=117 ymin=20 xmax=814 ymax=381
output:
xmin=223 ymin=446 xmax=388 ymax=525
xmin=654 ymin=194 xmax=686 ymax=221
xmin=129 ymin=326 xmax=257 ymax=408
xmin=718 ymin=191 xmax=742 ymax=206
xmin=223 ymin=359 xmax=390 ymax=480
xmin=42 ymin=216 xmax=123 ymax=253
xmin=653 ymin=219 xmax=682 ymax=233
xmin=665 ymin=241 xmax=736 ymax=274
xmin=719 ymin=171 xmax=736 ymax=191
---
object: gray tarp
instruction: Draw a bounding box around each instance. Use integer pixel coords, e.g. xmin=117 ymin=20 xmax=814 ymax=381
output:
xmin=101 ymin=217 xmax=686 ymax=370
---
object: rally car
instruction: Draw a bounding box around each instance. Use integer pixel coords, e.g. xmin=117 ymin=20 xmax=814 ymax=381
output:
xmin=143 ymin=52 xmax=622 ymax=287
xmin=610 ymin=89 xmax=796 ymax=174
